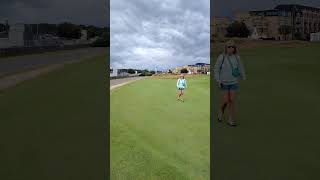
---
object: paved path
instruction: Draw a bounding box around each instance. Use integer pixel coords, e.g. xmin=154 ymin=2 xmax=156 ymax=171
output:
xmin=0 ymin=47 xmax=108 ymax=77
xmin=110 ymin=77 xmax=145 ymax=90
xmin=0 ymin=47 xmax=108 ymax=90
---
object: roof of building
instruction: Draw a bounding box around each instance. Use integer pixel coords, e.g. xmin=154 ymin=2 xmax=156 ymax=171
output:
xmin=249 ymin=4 xmax=320 ymax=17
xmin=195 ymin=63 xmax=210 ymax=66
xmin=275 ymin=4 xmax=320 ymax=12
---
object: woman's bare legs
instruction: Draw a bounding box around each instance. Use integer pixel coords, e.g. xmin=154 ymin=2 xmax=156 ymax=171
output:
xmin=228 ymin=90 xmax=237 ymax=125
xmin=177 ymin=89 xmax=184 ymax=101
xmin=218 ymin=91 xmax=229 ymax=121
xmin=180 ymin=89 xmax=184 ymax=101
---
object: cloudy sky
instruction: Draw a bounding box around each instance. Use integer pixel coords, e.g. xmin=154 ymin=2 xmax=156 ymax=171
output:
xmin=212 ymin=0 xmax=320 ymax=18
xmin=110 ymin=0 xmax=210 ymax=70
xmin=0 ymin=0 xmax=109 ymax=27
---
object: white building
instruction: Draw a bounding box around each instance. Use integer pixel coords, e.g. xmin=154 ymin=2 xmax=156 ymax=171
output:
xmin=9 ymin=23 xmax=25 ymax=47
xmin=0 ymin=23 xmax=25 ymax=48
xmin=110 ymin=68 xmax=118 ymax=77
xmin=310 ymin=32 xmax=320 ymax=42
xmin=80 ymin=30 xmax=88 ymax=40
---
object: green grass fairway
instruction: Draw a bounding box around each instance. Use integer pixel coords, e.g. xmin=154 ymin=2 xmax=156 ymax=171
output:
xmin=0 ymin=55 xmax=108 ymax=180
xmin=212 ymin=42 xmax=320 ymax=180
xmin=111 ymin=76 xmax=210 ymax=179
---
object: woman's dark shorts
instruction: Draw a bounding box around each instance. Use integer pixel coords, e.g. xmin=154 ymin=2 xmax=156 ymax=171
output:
xmin=220 ymin=83 xmax=239 ymax=91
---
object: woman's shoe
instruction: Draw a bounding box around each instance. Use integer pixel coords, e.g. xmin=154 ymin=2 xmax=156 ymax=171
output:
xmin=217 ymin=112 xmax=223 ymax=122
xmin=227 ymin=121 xmax=237 ymax=127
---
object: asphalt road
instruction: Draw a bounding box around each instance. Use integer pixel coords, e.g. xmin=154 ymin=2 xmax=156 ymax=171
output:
xmin=0 ymin=47 xmax=108 ymax=77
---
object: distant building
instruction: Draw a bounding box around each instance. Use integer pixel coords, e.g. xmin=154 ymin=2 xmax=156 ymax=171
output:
xmin=0 ymin=23 xmax=30 ymax=48
xmin=110 ymin=68 xmax=118 ymax=77
xmin=110 ymin=68 xmax=130 ymax=77
xmin=0 ymin=23 xmax=92 ymax=49
xmin=310 ymin=32 xmax=320 ymax=41
xmin=80 ymin=30 xmax=88 ymax=40
xmin=235 ymin=4 xmax=320 ymax=40
xmin=195 ymin=63 xmax=210 ymax=74
xmin=173 ymin=63 xmax=210 ymax=74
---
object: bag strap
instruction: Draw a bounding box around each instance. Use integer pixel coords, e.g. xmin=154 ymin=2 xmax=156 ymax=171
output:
xmin=219 ymin=55 xmax=225 ymax=70
xmin=218 ymin=55 xmax=225 ymax=80
xmin=234 ymin=55 xmax=240 ymax=67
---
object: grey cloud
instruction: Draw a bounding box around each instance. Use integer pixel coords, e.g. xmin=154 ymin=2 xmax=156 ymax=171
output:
xmin=0 ymin=0 xmax=108 ymax=27
xmin=111 ymin=0 xmax=210 ymax=70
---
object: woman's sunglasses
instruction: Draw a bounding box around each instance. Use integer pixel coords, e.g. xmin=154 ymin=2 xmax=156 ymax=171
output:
xmin=227 ymin=46 xmax=235 ymax=49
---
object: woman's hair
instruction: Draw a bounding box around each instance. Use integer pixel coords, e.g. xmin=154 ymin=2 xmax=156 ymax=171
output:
xmin=224 ymin=40 xmax=239 ymax=55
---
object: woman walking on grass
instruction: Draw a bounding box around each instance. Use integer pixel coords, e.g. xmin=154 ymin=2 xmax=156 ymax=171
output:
xmin=177 ymin=74 xmax=187 ymax=102
xmin=214 ymin=40 xmax=246 ymax=126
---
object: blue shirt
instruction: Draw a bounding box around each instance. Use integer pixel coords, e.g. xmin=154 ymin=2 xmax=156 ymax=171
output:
xmin=177 ymin=78 xmax=187 ymax=89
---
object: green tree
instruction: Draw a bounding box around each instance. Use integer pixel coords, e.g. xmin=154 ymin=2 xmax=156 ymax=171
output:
xmin=226 ymin=21 xmax=250 ymax=38
xmin=92 ymin=30 xmax=109 ymax=47
xmin=181 ymin=68 xmax=188 ymax=74
xmin=35 ymin=23 xmax=58 ymax=35
xmin=294 ymin=32 xmax=305 ymax=40
xmin=57 ymin=22 xmax=81 ymax=39
xmin=127 ymin=69 xmax=135 ymax=74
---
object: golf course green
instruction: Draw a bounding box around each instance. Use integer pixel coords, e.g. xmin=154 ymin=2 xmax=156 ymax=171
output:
xmin=111 ymin=75 xmax=210 ymax=179
xmin=212 ymin=42 xmax=320 ymax=180
xmin=0 ymin=55 xmax=108 ymax=180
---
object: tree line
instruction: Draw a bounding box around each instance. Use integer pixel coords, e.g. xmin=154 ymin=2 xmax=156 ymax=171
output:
xmin=25 ymin=23 xmax=109 ymax=39
xmin=24 ymin=23 xmax=109 ymax=46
